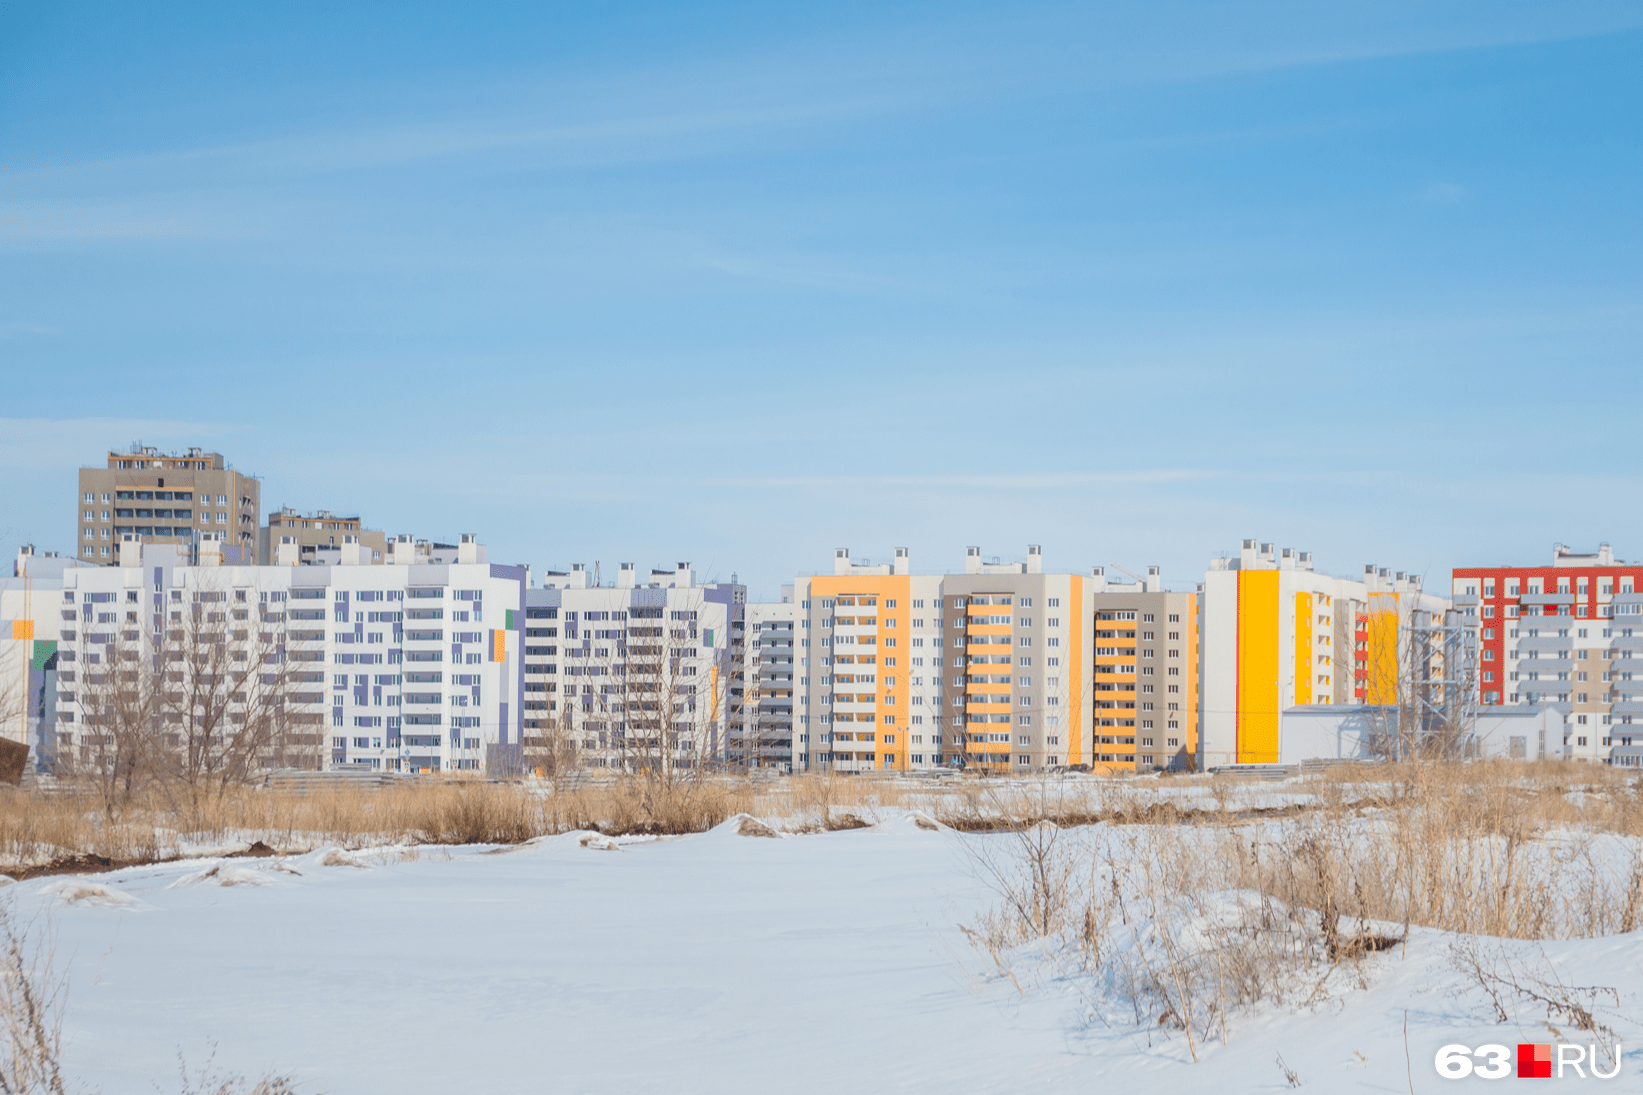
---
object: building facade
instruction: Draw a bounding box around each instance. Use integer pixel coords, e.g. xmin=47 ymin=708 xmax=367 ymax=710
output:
xmin=37 ymin=536 xmax=525 ymax=775
xmin=258 ymin=508 xmax=388 ymax=565
xmin=1200 ymin=539 xmax=1449 ymax=768
xmin=789 ymin=546 xmax=1196 ymax=775
xmin=1 ymin=548 xmax=84 ymax=761
xmin=1084 ymin=567 xmax=1200 ymax=772
xmin=77 ymin=446 xmax=260 ymax=565
xmin=728 ymin=597 xmax=797 ymax=771
xmin=519 ymin=563 xmax=741 ymax=772
xmin=1452 ymin=543 xmax=1643 ymax=763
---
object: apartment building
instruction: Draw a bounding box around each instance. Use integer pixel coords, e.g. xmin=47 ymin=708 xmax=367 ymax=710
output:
xmin=34 ymin=535 xmax=525 ymax=776
xmin=258 ymin=508 xmax=388 ymax=565
xmin=77 ymin=446 xmax=259 ymax=565
xmin=728 ymin=597 xmax=797 ymax=771
xmin=1 ymin=548 xmax=88 ymax=759
xmin=791 ymin=546 xmax=1116 ymax=774
xmin=519 ymin=562 xmax=741 ymax=772
xmin=1085 ymin=567 xmax=1200 ymax=772
xmin=1200 ymin=539 xmax=1449 ymax=767
xmin=1452 ymin=543 xmax=1643 ymax=763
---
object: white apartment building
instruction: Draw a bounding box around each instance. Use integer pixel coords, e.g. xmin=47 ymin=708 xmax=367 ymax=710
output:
xmin=32 ymin=536 xmax=527 ymax=775
xmin=2 ymin=548 xmax=90 ymax=762
xmin=1201 ymin=539 xmax=1451 ymax=768
xmin=728 ymin=596 xmax=797 ymax=771
xmin=520 ymin=562 xmax=741 ymax=771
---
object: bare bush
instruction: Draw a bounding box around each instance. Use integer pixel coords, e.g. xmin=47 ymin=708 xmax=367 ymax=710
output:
xmin=0 ymin=903 xmax=67 ymax=1095
xmin=1448 ymin=936 xmax=1623 ymax=1073
xmin=957 ymin=763 xmax=1643 ymax=1053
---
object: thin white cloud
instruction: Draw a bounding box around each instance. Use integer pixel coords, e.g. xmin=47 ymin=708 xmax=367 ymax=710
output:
xmin=696 ymin=470 xmax=1229 ymax=490
xmin=1420 ymin=180 xmax=1469 ymax=203
xmin=0 ymin=203 xmax=259 ymax=243
xmin=7 ymin=2 xmax=1633 ymax=201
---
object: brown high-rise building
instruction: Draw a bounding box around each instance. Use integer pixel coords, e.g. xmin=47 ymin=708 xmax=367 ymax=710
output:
xmin=257 ymin=507 xmax=388 ymax=565
xmin=76 ymin=445 xmax=260 ymax=564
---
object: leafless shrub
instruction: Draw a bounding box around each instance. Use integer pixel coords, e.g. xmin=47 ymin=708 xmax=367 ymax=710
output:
xmin=174 ymin=1045 xmax=300 ymax=1095
xmin=1447 ymin=936 xmax=1622 ymax=1071
xmin=0 ymin=902 xmax=68 ymax=1095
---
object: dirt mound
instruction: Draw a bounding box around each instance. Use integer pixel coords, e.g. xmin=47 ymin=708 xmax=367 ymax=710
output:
xmin=734 ymin=815 xmax=778 ymax=838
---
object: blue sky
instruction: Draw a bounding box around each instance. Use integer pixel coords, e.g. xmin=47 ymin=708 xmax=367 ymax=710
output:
xmin=2 ymin=1 xmax=1640 ymax=599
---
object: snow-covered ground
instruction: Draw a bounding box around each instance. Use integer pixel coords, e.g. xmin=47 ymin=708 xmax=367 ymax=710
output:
xmin=11 ymin=813 xmax=1642 ymax=1093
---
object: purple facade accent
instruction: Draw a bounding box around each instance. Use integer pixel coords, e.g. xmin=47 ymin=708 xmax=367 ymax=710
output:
xmin=498 ymin=701 xmax=509 ymax=745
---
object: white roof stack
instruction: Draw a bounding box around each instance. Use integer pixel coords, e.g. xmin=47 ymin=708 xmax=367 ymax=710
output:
xmin=893 ymin=547 xmax=910 ymax=575
xmin=1090 ymin=565 xmax=1107 ymax=593
xmin=673 ymin=562 xmax=695 ymax=588
xmin=276 ymin=536 xmax=300 ymax=567
xmin=965 ymin=545 xmax=1037 ymax=575
xmin=338 ymin=535 xmax=370 ymax=566
xmin=120 ymin=538 xmax=142 ymax=568
xmin=834 ymin=548 xmax=851 ymax=576
xmin=617 ymin=562 xmax=636 ymax=588
xmin=457 ymin=533 xmax=485 ymax=565
xmin=1145 ymin=565 xmax=1161 ymax=592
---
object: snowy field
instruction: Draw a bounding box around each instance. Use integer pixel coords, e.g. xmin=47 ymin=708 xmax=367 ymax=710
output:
xmin=11 ymin=811 xmax=1643 ymax=1093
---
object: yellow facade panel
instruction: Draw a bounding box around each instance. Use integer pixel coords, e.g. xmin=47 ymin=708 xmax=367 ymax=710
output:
xmin=1365 ymin=592 xmax=1400 ymax=706
xmin=1236 ymin=570 xmax=1280 ymax=764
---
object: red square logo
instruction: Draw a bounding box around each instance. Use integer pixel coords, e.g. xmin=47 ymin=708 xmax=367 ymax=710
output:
xmin=1518 ymin=1043 xmax=1552 ymax=1078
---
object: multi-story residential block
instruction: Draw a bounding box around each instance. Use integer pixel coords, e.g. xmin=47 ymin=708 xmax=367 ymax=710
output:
xmin=1 ymin=547 xmax=90 ymax=762
xmin=728 ymin=596 xmax=797 ymax=771
xmin=792 ymin=548 xmax=943 ymax=774
xmin=519 ymin=562 xmax=741 ymax=772
xmin=1452 ymin=543 xmax=1643 ymax=763
xmin=77 ymin=445 xmax=260 ymax=565
xmin=1200 ymin=539 xmax=1449 ymax=767
xmin=792 ymin=546 xmax=1191 ymax=774
xmin=1085 ymin=567 xmax=1200 ymax=772
xmin=258 ymin=508 xmax=389 ymax=565
xmin=36 ymin=535 xmax=525 ymax=775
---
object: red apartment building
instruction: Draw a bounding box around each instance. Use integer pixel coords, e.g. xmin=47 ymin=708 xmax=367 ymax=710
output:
xmin=1451 ymin=543 xmax=1643 ymax=762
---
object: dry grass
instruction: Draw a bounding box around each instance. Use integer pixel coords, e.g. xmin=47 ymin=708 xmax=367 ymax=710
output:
xmin=0 ymin=903 xmax=67 ymax=1095
xmin=955 ymin=761 xmax=1643 ymax=1049
xmin=3 ymin=761 xmax=1640 ymax=890
xmin=0 ymin=775 xmax=768 ymax=871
